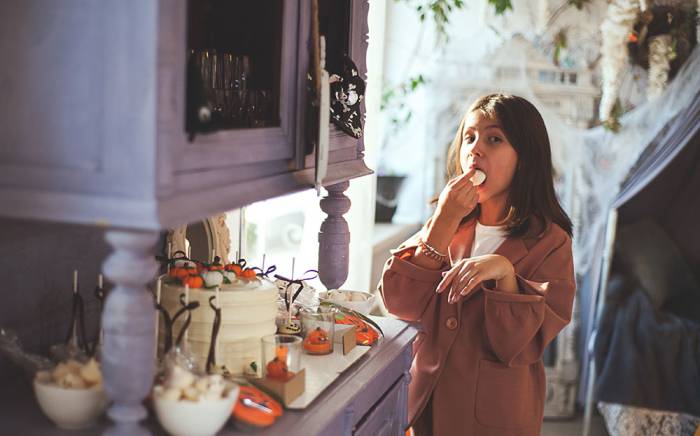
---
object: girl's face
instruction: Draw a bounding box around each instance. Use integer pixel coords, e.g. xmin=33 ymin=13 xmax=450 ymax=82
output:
xmin=459 ymin=111 xmax=518 ymax=205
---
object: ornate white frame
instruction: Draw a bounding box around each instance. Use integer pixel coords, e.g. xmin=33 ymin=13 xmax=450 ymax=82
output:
xmin=167 ymin=213 xmax=231 ymax=262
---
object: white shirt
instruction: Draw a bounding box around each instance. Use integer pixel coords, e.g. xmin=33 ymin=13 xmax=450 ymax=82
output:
xmin=470 ymin=220 xmax=507 ymax=257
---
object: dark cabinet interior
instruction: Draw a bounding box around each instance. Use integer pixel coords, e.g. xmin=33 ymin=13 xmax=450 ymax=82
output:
xmin=319 ymin=0 xmax=351 ymax=77
xmin=186 ymin=0 xmax=284 ymax=135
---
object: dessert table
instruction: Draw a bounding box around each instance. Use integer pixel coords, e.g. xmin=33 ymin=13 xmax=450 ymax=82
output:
xmin=0 ymin=317 xmax=418 ymax=436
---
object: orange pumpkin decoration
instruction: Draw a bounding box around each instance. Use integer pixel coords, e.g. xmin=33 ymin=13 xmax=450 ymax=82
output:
xmin=184 ymin=275 xmax=204 ymax=289
xmin=303 ymin=327 xmax=332 ymax=354
xmin=265 ymin=357 xmax=291 ymax=380
xmin=225 ymin=264 xmax=243 ymax=275
xmin=233 ymin=385 xmax=283 ymax=428
xmin=275 ymin=345 xmax=288 ymax=361
xmin=169 ymin=267 xmax=191 ymax=281
xmin=241 ymin=268 xmax=257 ymax=279
xmin=335 ymin=313 xmax=380 ymax=345
xmin=168 ymin=267 xmax=181 ymax=279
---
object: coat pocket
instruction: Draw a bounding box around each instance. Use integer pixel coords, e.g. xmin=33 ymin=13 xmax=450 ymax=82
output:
xmin=475 ymin=359 xmax=543 ymax=429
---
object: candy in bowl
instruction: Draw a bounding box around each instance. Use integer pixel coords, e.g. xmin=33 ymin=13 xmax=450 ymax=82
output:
xmin=152 ymin=366 xmax=240 ymax=436
xmin=320 ymin=289 xmax=376 ymax=315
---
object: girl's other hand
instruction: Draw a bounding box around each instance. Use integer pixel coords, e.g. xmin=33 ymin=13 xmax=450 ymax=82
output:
xmin=436 ymin=254 xmax=516 ymax=304
xmin=435 ymin=169 xmax=478 ymax=225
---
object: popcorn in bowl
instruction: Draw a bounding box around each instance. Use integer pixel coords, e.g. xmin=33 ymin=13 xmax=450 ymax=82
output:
xmin=152 ymin=365 xmax=239 ymax=436
xmin=320 ymin=289 xmax=376 ymax=315
xmin=33 ymin=358 xmax=108 ymax=430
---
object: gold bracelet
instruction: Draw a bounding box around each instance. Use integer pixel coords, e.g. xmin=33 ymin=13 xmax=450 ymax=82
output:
xmin=417 ymin=237 xmax=448 ymax=264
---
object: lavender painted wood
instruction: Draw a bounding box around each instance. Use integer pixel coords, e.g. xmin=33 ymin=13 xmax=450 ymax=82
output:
xmin=0 ymin=1 xmax=158 ymax=200
xmin=0 ymin=317 xmax=418 ymax=436
xmin=318 ymin=181 xmax=352 ymax=289
xmin=354 ymin=376 xmax=406 ymax=435
xmin=349 ymin=0 xmax=370 ymax=159
xmin=101 ymin=230 xmax=159 ymax=428
xmin=294 ymin=0 xmax=312 ymax=170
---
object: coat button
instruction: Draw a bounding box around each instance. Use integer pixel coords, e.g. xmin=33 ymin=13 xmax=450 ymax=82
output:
xmin=445 ymin=317 xmax=458 ymax=330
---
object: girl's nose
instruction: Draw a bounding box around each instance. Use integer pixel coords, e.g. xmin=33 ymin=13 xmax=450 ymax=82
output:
xmin=470 ymin=137 xmax=485 ymax=157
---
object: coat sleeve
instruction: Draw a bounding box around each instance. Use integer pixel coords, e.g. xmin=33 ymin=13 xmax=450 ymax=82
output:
xmin=379 ymin=239 xmax=450 ymax=322
xmin=483 ymin=235 xmax=575 ymax=367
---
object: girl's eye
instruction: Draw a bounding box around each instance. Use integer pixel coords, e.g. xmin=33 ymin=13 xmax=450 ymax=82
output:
xmin=489 ymin=136 xmax=502 ymax=143
xmin=463 ymin=136 xmax=475 ymax=144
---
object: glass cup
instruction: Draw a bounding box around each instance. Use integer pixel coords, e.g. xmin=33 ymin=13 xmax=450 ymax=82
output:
xmin=248 ymin=90 xmax=272 ymax=128
xmin=300 ymin=310 xmax=335 ymax=355
xmin=261 ymin=334 xmax=302 ymax=381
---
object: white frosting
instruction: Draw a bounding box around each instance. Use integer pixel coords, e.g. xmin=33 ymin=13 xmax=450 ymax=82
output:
xmin=158 ymin=276 xmax=278 ymax=375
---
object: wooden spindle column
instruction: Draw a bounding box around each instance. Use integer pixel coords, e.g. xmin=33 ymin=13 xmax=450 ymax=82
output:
xmin=318 ymin=181 xmax=351 ymax=289
xmin=101 ymin=230 xmax=159 ymax=428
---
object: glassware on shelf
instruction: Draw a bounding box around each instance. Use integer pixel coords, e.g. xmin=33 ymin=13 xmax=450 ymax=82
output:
xmin=189 ymin=49 xmax=272 ymax=129
xmin=247 ymin=90 xmax=272 ymax=128
xmin=300 ymin=310 xmax=335 ymax=355
xmin=261 ymin=334 xmax=302 ymax=381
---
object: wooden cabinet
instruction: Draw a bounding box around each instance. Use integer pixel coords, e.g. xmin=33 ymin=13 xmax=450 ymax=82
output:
xmin=0 ymin=0 xmax=378 ymax=434
xmin=354 ymin=375 xmax=408 ymax=436
xmin=1 ymin=317 xmax=417 ymax=436
xmin=0 ymin=0 xmax=371 ymax=231
xmin=0 ymin=1 xmax=374 ymax=433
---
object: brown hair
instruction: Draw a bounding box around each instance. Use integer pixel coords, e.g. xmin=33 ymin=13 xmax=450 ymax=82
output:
xmin=444 ymin=93 xmax=573 ymax=238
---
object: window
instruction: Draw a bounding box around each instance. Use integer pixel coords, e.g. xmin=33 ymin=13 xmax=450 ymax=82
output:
xmin=228 ymin=190 xmax=323 ymax=288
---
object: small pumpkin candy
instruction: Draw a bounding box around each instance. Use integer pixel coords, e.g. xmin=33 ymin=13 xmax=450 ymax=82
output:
xmin=184 ymin=275 xmax=204 ymax=289
xmin=225 ymin=264 xmax=243 ymax=275
xmin=265 ymin=357 xmax=291 ymax=381
xmin=240 ymin=268 xmax=257 ymax=279
xmin=202 ymin=270 xmax=224 ymax=288
xmin=303 ymin=327 xmax=332 ymax=354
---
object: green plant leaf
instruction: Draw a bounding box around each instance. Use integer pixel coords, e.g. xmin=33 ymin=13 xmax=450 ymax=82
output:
xmin=487 ymin=0 xmax=513 ymax=15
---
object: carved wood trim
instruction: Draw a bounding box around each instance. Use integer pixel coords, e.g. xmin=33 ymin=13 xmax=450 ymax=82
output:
xmin=318 ymin=181 xmax=351 ymax=289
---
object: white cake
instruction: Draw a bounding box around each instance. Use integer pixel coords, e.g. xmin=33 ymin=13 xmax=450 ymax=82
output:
xmin=158 ymin=275 xmax=278 ymax=375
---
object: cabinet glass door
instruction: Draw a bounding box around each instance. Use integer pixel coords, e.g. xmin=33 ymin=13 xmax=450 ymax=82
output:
xmin=186 ymin=0 xmax=284 ymax=135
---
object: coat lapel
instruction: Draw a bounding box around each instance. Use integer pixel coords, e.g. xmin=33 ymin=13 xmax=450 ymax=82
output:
xmin=494 ymin=236 xmax=529 ymax=267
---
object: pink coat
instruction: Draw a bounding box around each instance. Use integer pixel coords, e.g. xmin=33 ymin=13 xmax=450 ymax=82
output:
xmin=380 ymin=218 xmax=575 ymax=436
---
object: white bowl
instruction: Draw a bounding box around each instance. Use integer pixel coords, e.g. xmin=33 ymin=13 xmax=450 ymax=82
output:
xmin=153 ymin=384 xmax=239 ymax=436
xmin=319 ymin=290 xmax=376 ymax=315
xmin=33 ymin=379 xmax=108 ymax=430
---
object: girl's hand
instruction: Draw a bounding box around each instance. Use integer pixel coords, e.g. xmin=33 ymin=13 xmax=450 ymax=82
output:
xmin=436 ymin=255 xmax=517 ymax=304
xmin=434 ymin=169 xmax=478 ymax=225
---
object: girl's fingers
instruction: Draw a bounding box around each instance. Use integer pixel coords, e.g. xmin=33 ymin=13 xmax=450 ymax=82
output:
xmin=448 ymin=169 xmax=473 ymax=187
xmin=455 ymin=168 xmax=476 ymax=184
xmin=461 ymin=273 xmax=482 ymax=296
xmin=455 ymin=263 xmax=474 ymax=291
xmin=436 ymin=262 xmax=461 ymax=293
xmin=447 ymin=283 xmax=456 ymax=303
xmin=447 ymin=269 xmax=464 ymax=302
xmin=436 ymin=274 xmax=452 ymax=294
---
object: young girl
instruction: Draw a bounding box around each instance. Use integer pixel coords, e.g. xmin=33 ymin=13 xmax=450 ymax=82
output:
xmin=380 ymin=94 xmax=575 ymax=436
